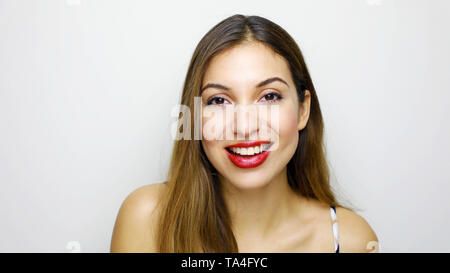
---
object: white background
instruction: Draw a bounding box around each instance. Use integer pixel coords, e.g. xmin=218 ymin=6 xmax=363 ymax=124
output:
xmin=1 ymin=0 xmax=449 ymax=252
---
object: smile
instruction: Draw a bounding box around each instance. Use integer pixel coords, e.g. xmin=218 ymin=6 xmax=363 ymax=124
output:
xmin=224 ymin=141 xmax=272 ymax=168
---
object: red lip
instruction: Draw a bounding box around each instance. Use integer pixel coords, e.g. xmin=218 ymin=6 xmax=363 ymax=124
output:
xmin=225 ymin=140 xmax=271 ymax=148
xmin=224 ymin=141 xmax=272 ymax=168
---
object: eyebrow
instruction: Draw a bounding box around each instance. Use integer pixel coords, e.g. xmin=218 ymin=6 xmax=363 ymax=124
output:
xmin=200 ymin=76 xmax=289 ymax=93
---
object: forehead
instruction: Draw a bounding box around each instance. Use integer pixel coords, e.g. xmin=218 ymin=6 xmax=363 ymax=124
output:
xmin=202 ymin=42 xmax=292 ymax=87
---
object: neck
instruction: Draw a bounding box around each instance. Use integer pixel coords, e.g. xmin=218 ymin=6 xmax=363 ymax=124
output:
xmin=219 ymin=167 xmax=305 ymax=241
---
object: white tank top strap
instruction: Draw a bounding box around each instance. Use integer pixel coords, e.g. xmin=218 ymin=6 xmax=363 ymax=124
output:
xmin=330 ymin=205 xmax=340 ymax=253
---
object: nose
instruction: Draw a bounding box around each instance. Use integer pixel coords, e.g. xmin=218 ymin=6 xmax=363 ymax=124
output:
xmin=232 ymin=104 xmax=260 ymax=141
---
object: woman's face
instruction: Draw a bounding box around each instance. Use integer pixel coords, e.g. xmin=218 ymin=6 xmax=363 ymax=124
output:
xmin=200 ymin=41 xmax=310 ymax=190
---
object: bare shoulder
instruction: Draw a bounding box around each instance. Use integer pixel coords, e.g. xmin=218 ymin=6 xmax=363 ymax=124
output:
xmin=335 ymin=206 xmax=379 ymax=253
xmin=110 ymin=182 xmax=167 ymax=253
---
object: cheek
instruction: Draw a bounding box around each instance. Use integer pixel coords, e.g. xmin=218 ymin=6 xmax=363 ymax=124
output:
xmin=201 ymin=137 xmax=221 ymax=171
xmin=201 ymin=107 xmax=228 ymax=141
xmin=201 ymin=111 xmax=223 ymax=162
xmin=278 ymin=105 xmax=299 ymax=143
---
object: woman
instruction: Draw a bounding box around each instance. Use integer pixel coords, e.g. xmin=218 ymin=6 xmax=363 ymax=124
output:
xmin=110 ymin=14 xmax=379 ymax=253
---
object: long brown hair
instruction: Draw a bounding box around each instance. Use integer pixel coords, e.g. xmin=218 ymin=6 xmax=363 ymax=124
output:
xmin=154 ymin=14 xmax=352 ymax=252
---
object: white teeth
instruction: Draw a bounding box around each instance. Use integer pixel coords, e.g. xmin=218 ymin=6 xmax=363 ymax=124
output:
xmin=228 ymin=143 xmax=271 ymax=156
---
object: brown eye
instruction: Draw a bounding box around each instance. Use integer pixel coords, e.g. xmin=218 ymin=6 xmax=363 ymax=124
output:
xmin=207 ymin=96 xmax=228 ymax=105
xmin=264 ymin=94 xmax=276 ymax=100
xmin=260 ymin=92 xmax=283 ymax=103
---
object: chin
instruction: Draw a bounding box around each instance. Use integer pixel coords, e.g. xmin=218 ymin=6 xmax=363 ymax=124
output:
xmin=220 ymin=170 xmax=274 ymax=191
